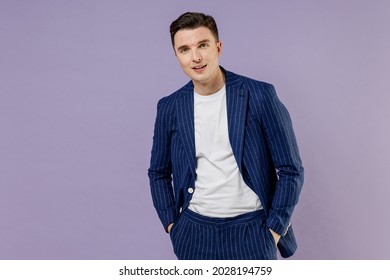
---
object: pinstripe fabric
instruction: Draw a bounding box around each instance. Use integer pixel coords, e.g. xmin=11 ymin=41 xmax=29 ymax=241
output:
xmin=148 ymin=68 xmax=304 ymax=258
xmin=169 ymin=209 xmax=277 ymax=260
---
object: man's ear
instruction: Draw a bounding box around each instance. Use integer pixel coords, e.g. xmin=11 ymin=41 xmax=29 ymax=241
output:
xmin=217 ymin=41 xmax=222 ymax=56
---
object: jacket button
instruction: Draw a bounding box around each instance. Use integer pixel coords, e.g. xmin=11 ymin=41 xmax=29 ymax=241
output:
xmin=188 ymin=187 xmax=194 ymax=194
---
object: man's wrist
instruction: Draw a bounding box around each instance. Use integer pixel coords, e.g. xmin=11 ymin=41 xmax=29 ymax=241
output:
xmin=167 ymin=223 xmax=174 ymax=233
xmin=269 ymin=228 xmax=281 ymax=245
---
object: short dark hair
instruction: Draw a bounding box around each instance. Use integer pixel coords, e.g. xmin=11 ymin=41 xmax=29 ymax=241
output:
xmin=170 ymin=12 xmax=219 ymax=48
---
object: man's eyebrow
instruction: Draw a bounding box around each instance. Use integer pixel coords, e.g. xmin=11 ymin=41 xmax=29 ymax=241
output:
xmin=197 ymin=39 xmax=211 ymax=44
xmin=176 ymin=44 xmax=189 ymax=51
xmin=176 ymin=39 xmax=211 ymax=51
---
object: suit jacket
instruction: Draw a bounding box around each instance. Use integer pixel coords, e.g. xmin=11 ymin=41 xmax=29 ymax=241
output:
xmin=148 ymin=68 xmax=304 ymax=258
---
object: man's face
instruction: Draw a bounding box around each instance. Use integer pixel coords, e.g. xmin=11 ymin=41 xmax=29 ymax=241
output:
xmin=173 ymin=27 xmax=222 ymax=88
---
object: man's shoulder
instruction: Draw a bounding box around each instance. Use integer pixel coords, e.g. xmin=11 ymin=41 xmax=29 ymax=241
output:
xmin=157 ymin=81 xmax=192 ymax=107
xmin=225 ymin=69 xmax=274 ymax=92
xmin=225 ymin=70 xmax=279 ymax=108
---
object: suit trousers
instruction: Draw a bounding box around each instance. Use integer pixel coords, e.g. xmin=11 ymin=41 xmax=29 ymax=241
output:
xmin=169 ymin=208 xmax=277 ymax=260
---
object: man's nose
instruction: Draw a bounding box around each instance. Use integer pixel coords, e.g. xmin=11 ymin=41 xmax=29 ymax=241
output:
xmin=192 ymin=50 xmax=202 ymax=62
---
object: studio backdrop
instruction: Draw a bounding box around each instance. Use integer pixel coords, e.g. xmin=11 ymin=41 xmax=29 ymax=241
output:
xmin=1 ymin=0 xmax=389 ymax=259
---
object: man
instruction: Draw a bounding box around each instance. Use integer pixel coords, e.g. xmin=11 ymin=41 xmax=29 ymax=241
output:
xmin=148 ymin=12 xmax=304 ymax=260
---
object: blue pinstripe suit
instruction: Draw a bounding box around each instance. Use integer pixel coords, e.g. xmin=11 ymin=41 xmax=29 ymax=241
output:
xmin=148 ymin=68 xmax=304 ymax=258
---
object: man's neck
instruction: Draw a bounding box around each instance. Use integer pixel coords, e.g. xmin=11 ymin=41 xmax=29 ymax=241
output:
xmin=194 ymin=68 xmax=225 ymax=96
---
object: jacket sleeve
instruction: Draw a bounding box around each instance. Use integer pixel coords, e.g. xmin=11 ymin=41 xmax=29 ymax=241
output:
xmin=260 ymin=84 xmax=304 ymax=236
xmin=148 ymin=99 xmax=177 ymax=232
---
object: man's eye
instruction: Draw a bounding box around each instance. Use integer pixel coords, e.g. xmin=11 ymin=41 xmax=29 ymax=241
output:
xmin=179 ymin=48 xmax=189 ymax=54
xmin=200 ymin=43 xmax=208 ymax=48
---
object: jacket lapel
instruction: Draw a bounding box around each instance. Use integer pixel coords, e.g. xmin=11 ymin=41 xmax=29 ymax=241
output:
xmin=176 ymin=82 xmax=197 ymax=179
xmin=225 ymin=71 xmax=248 ymax=173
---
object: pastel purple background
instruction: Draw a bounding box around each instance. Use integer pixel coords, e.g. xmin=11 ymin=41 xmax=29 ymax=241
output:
xmin=1 ymin=0 xmax=389 ymax=260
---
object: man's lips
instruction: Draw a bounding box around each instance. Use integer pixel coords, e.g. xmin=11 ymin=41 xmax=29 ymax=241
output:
xmin=192 ymin=64 xmax=207 ymax=71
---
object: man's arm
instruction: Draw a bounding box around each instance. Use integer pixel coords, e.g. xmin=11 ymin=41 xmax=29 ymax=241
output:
xmin=148 ymin=99 xmax=177 ymax=232
xmin=260 ymin=84 xmax=304 ymax=237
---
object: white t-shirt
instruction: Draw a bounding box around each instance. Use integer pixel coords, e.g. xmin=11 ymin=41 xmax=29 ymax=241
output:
xmin=188 ymin=85 xmax=262 ymax=217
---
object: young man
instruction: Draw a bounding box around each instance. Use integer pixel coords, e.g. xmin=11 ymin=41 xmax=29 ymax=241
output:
xmin=148 ymin=12 xmax=304 ymax=260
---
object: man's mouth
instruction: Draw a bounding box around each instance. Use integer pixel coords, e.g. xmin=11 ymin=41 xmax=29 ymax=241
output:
xmin=192 ymin=64 xmax=207 ymax=71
